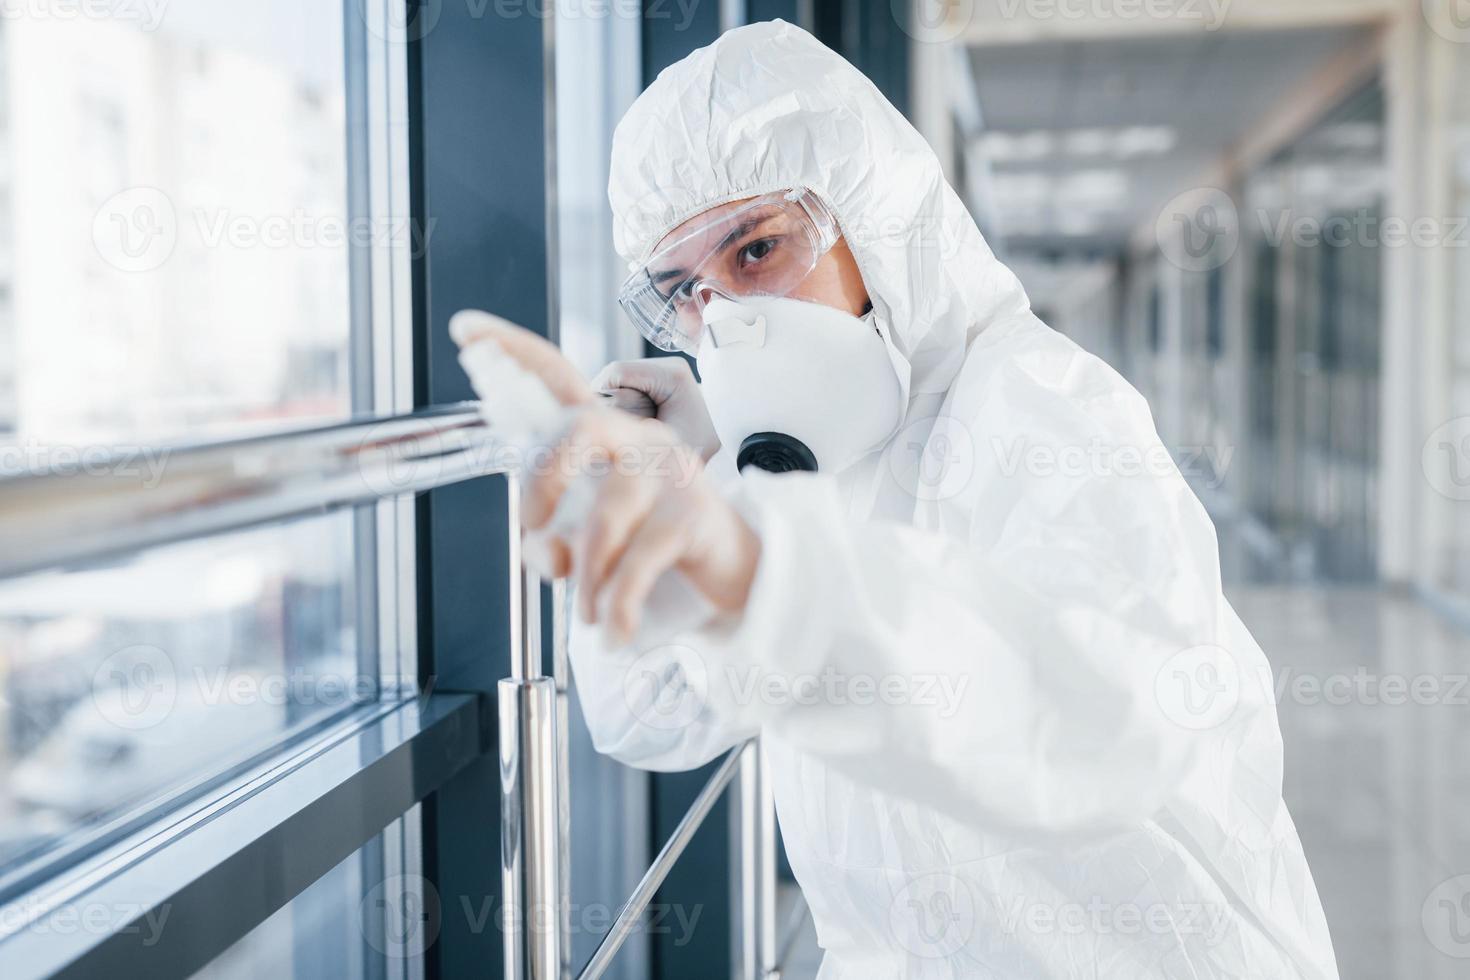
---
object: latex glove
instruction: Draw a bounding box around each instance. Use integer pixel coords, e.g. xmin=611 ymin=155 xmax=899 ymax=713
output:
xmin=591 ymin=358 xmax=721 ymax=462
xmin=450 ymin=315 xmax=758 ymax=642
xmin=523 ymin=407 xmax=759 ymax=642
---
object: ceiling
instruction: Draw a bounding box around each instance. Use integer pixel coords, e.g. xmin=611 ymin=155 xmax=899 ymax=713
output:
xmin=964 ymin=24 xmax=1375 ymax=256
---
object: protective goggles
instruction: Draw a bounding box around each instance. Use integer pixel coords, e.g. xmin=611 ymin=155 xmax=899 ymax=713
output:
xmin=617 ymin=188 xmax=840 ymax=354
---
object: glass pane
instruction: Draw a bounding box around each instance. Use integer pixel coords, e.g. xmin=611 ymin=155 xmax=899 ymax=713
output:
xmin=0 ymin=0 xmax=353 ymax=446
xmin=1445 ymin=42 xmax=1470 ymax=601
xmin=0 ymin=510 xmax=366 ymax=880
xmin=192 ymin=825 xmax=396 ymax=980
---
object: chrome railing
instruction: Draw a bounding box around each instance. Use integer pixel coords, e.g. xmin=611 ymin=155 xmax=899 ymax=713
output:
xmin=0 ymin=406 xmax=785 ymax=980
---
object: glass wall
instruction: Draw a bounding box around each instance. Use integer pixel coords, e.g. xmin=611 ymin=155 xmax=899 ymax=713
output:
xmin=1440 ymin=43 xmax=1470 ymax=602
xmin=0 ymin=0 xmax=389 ymax=933
xmin=0 ymin=0 xmax=355 ymax=448
xmin=193 ymin=824 xmax=397 ymax=980
xmin=1238 ymin=83 xmax=1385 ymax=582
xmin=0 ymin=510 xmax=364 ymax=883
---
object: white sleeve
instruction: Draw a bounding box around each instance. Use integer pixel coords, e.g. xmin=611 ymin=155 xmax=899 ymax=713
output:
xmin=563 ymin=438 xmax=762 ymax=771
xmin=679 ymin=321 xmax=1246 ymax=835
xmin=571 ymin=319 xmax=1257 ymax=835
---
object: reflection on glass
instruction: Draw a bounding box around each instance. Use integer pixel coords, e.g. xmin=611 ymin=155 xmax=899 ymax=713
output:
xmin=1447 ymin=45 xmax=1470 ymax=602
xmin=193 ymin=825 xmax=395 ymax=980
xmin=0 ymin=510 xmax=364 ymax=878
xmin=0 ymin=0 xmax=352 ymax=449
xmin=1239 ymin=82 xmax=1385 ymax=584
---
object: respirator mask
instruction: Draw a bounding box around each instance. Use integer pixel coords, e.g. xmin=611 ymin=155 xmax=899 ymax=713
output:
xmin=617 ymin=188 xmax=905 ymax=474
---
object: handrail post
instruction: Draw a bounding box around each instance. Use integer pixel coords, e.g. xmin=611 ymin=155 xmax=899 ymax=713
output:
xmin=499 ymin=476 xmax=565 ymax=979
xmin=731 ymin=741 xmax=778 ymax=980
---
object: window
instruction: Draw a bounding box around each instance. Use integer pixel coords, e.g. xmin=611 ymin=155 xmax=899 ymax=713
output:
xmin=0 ymin=1 xmax=354 ymax=447
xmin=191 ymin=821 xmax=406 ymax=980
xmin=0 ymin=0 xmax=419 ymax=967
xmin=0 ymin=511 xmax=364 ymax=885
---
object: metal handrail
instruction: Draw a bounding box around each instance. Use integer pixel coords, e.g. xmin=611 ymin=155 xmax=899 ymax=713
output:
xmin=577 ymin=742 xmax=749 ymax=980
xmin=0 ymin=405 xmax=782 ymax=980
xmin=0 ymin=404 xmax=494 ymax=580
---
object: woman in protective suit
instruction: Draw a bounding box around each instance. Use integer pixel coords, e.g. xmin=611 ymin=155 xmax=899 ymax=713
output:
xmin=454 ymin=20 xmax=1339 ymax=980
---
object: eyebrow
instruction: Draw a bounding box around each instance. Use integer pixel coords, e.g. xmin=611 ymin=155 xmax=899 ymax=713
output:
xmin=648 ymin=216 xmax=767 ymax=287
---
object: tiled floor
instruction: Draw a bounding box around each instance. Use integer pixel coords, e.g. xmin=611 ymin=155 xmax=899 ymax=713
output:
xmin=775 ymin=586 xmax=1470 ymax=978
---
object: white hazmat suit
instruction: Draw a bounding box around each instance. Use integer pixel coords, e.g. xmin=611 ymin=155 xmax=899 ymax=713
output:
xmin=572 ymin=20 xmax=1339 ymax=979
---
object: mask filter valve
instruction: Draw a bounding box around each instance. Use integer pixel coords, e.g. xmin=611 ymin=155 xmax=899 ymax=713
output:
xmin=737 ymin=432 xmax=819 ymax=473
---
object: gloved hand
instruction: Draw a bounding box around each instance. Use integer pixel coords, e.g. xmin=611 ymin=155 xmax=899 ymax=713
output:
xmin=523 ymin=407 xmax=758 ymax=643
xmin=591 ymin=358 xmax=721 ymax=462
xmin=451 ymin=317 xmax=758 ymax=642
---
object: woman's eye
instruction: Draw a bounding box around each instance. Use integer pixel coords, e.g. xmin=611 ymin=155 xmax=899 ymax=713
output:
xmin=739 ymin=238 xmax=777 ymax=265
